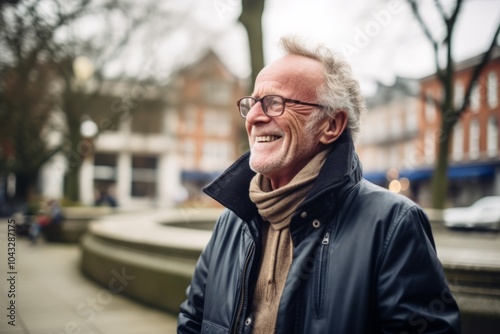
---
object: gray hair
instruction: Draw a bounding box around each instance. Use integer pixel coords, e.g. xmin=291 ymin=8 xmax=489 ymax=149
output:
xmin=279 ymin=35 xmax=366 ymax=141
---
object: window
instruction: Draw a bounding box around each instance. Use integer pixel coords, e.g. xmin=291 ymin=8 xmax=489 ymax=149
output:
xmin=94 ymin=153 xmax=117 ymax=180
xmin=376 ymin=147 xmax=386 ymax=170
xmin=375 ymin=116 xmax=387 ymax=142
xmin=88 ymin=101 xmax=120 ymax=132
xmin=406 ymin=102 xmax=418 ymax=133
xmin=454 ymin=81 xmax=464 ymax=109
xmin=452 ymin=121 xmax=463 ymax=161
xmin=363 ymin=115 xmax=375 ymax=142
xmin=183 ymin=105 xmax=198 ymax=134
xmin=487 ymin=71 xmax=498 ymax=108
xmin=131 ymin=156 xmax=157 ymax=197
xmin=181 ymin=140 xmax=195 ymax=169
xmin=164 ymin=108 xmax=177 ymax=135
xmin=202 ymin=141 xmax=233 ymax=169
xmin=469 ymin=119 xmax=480 ymax=160
xmin=93 ymin=153 xmax=118 ymax=204
xmin=424 ymin=130 xmax=435 ymax=164
xmin=403 ymin=141 xmax=416 ymax=168
xmin=425 ymin=93 xmax=436 ymax=123
xmin=390 ymin=109 xmax=402 ymax=138
xmin=389 ymin=146 xmax=399 ymax=169
xmin=203 ymin=81 xmax=232 ymax=105
xmin=181 ymin=140 xmax=195 ymax=157
xmin=361 ymin=148 xmax=374 ymax=171
xmin=487 ymin=117 xmax=498 ymax=158
xmin=470 ymin=83 xmax=480 ymax=112
xmin=131 ymin=108 xmax=163 ymax=134
xmin=204 ymin=109 xmax=231 ymax=135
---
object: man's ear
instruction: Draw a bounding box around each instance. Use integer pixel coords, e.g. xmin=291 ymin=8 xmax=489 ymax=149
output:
xmin=319 ymin=111 xmax=348 ymax=145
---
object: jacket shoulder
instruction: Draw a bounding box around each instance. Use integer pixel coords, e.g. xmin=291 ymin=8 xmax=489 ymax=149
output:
xmin=354 ymin=178 xmax=435 ymax=249
xmin=354 ymin=179 xmax=424 ymax=217
xmin=342 ymin=179 xmax=432 ymax=246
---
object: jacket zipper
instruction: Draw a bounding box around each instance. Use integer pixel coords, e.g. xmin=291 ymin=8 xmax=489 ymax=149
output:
xmin=322 ymin=231 xmax=330 ymax=245
xmin=232 ymin=243 xmax=255 ymax=334
xmin=314 ymin=230 xmax=330 ymax=317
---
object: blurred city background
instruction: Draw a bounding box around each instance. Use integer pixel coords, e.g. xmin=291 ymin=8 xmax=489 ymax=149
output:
xmin=0 ymin=0 xmax=499 ymax=333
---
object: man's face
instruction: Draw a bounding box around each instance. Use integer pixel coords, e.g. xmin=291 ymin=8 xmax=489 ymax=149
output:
xmin=246 ymin=55 xmax=328 ymax=189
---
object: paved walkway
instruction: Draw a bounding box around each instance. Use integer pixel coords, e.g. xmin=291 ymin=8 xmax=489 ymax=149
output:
xmin=0 ymin=219 xmax=178 ymax=334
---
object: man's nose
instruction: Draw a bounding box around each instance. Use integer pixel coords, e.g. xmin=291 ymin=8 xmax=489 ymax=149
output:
xmin=245 ymin=102 xmax=271 ymax=124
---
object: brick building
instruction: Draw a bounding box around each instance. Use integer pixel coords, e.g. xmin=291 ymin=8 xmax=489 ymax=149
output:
xmin=359 ymin=48 xmax=500 ymax=207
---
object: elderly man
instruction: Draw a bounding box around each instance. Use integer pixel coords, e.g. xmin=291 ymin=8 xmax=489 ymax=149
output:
xmin=177 ymin=36 xmax=461 ymax=334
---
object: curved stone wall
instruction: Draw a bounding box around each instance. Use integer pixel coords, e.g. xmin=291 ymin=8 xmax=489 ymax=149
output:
xmin=80 ymin=208 xmax=221 ymax=314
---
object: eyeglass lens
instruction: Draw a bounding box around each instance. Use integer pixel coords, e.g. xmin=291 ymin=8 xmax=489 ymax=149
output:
xmin=239 ymin=96 xmax=284 ymax=117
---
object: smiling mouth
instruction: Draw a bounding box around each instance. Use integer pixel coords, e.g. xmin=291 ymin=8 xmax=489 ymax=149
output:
xmin=256 ymin=135 xmax=281 ymax=143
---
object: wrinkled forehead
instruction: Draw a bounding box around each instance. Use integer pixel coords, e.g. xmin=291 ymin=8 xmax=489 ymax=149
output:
xmin=255 ymin=55 xmax=325 ymax=100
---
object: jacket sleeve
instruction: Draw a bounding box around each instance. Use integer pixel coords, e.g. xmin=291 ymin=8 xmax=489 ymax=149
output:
xmin=377 ymin=206 xmax=461 ymax=333
xmin=177 ymin=215 xmax=221 ymax=333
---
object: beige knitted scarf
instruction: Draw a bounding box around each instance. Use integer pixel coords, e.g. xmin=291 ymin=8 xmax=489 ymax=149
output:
xmin=248 ymin=148 xmax=330 ymax=333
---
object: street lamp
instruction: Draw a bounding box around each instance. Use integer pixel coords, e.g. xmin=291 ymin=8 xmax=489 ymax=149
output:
xmin=73 ymin=56 xmax=94 ymax=85
xmin=73 ymin=56 xmax=98 ymax=139
xmin=80 ymin=115 xmax=98 ymax=138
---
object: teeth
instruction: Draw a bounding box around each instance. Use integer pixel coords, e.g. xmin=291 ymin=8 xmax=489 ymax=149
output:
xmin=256 ymin=135 xmax=279 ymax=142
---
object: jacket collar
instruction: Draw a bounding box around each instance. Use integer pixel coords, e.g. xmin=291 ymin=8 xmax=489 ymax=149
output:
xmin=301 ymin=131 xmax=362 ymax=208
xmin=203 ymin=131 xmax=362 ymax=222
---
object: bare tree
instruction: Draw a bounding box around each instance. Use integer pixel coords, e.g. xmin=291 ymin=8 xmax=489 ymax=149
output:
xmin=50 ymin=1 xmax=154 ymax=203
xmin=0 ymin=0 xmax=187 ymax=204
xmin=0 ymin=0 xmax=95 ymax=203
xmin=407 ymin=0 xmax=500 ymax=209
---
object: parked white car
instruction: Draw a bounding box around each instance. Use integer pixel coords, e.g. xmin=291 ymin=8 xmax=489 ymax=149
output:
xmin=444 ymin=196 xmax=500 ymax=230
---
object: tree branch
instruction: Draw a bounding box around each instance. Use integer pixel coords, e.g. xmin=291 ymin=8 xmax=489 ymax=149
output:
xmin=33 ymin=144 xmax=64 ymax=172
xmin=424 ymin=92 xmax=441 ymax=112
xmin=449 ymin=0 xmax=463 ymax=29
xmin=433 ymin=0 xmax=448 ymax=22
xmin=407 ymin=0 xmax=444 ymax=82
xmin=407 ymin=0 xmax=439 ymax=48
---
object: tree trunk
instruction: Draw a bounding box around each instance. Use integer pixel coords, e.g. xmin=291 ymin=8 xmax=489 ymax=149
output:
xmin=64 ymin=165 xmax=80 ymax=203
xmin=430 ymin=123 xmax=452 ymax=209
xmin=239 ymin=0 xmax=265 ymax=91
xmin=63 ymin=124 xmax=88 ymax=204
xmin=14 ymin=171 xmax=37 ymax=205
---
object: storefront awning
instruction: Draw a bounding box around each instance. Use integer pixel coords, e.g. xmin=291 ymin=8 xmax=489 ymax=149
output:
xmin=364 ymin=162 xmax=498 ymax=183
xmin=447 ymin=164 xmax=496 ymax=179
xmin=362 ymin=171 xmax=387 ymax=184
xmin=400 ymin=168 xmax=433 ymax=181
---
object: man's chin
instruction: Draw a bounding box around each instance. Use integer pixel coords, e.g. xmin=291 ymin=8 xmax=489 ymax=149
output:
xmin=249 ymin=157 xmax=271 ymax=175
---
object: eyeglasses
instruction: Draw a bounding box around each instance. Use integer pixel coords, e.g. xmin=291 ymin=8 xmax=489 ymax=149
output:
xmin=237 ymin=95 xmax=325 ymax=118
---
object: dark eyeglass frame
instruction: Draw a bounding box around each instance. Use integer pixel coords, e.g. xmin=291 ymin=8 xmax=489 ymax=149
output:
xmin=237 ymin=94 xmax=326 ymax=118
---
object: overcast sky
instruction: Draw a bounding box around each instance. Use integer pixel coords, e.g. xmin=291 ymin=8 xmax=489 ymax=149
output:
xmin=104 ymin=0 xmax=500 ymax=95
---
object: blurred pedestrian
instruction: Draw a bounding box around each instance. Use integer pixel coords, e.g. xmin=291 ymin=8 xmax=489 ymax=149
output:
xmin=27 ymin=214 xmax=41 ymax=244
xmin=177 ymin=35 xmax=461 ymax=333
xmin=30 ymin=199 xmax=64 ymax=244
xmin=95 ymin=185 xmax=118 ymax=208
xmin=47 ymin=199 xmax=64 ymax=224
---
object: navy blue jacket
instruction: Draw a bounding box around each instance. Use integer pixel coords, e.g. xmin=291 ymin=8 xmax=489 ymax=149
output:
xmin=178 ymin=132 xmax=461 ymax=334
